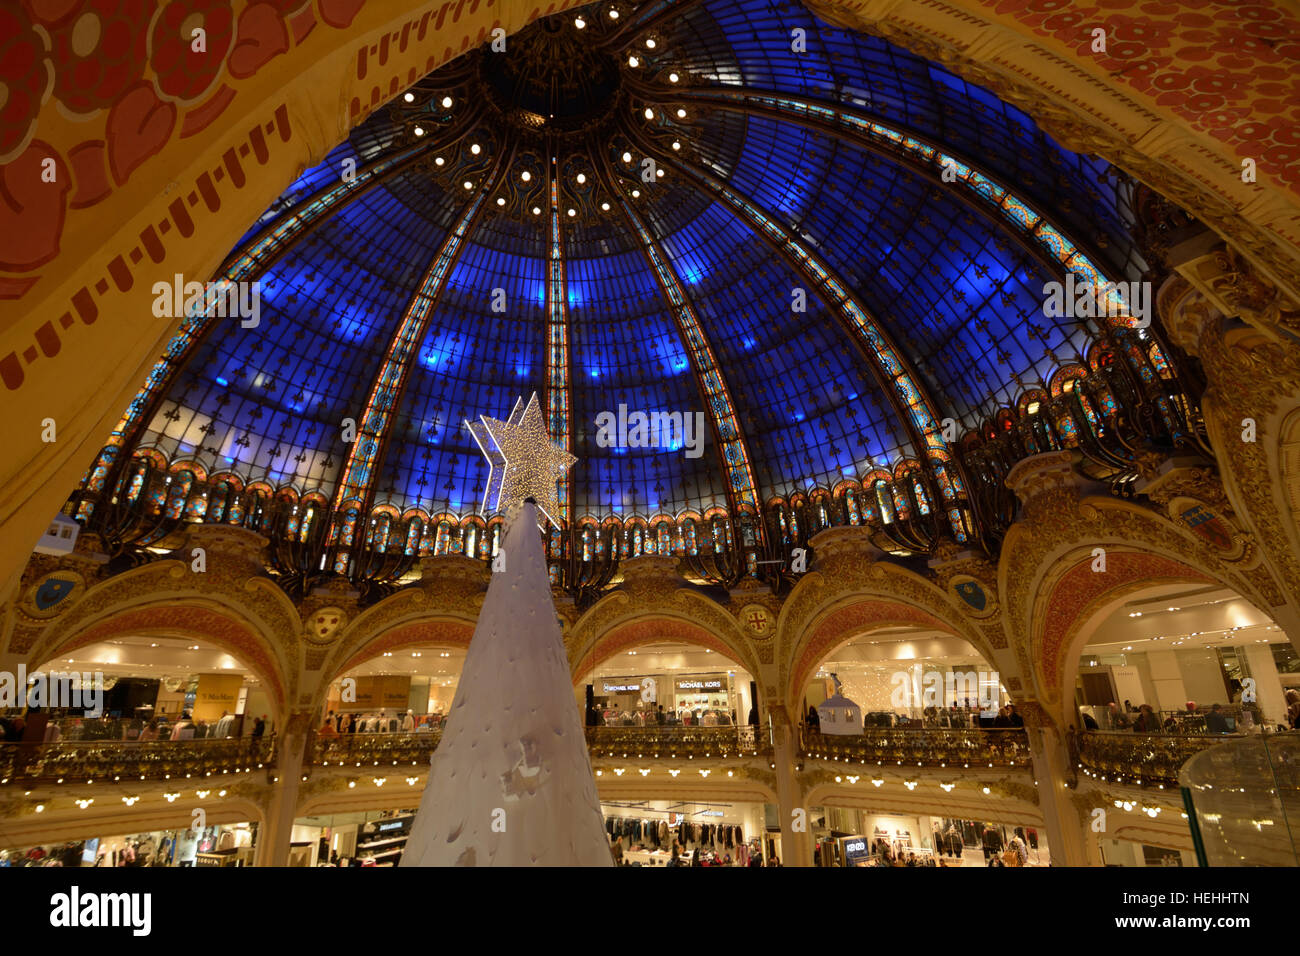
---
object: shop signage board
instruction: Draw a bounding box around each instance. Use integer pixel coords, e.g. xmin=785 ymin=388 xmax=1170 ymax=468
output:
xmin=674 ymin=676 xmax=725 ymax=693
xmin=193 ymin=673 xmax=244 ymax=722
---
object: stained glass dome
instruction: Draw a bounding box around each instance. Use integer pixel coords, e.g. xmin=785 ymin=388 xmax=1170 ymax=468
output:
xmin=84 ymin=0 xmax=1167 ymax=581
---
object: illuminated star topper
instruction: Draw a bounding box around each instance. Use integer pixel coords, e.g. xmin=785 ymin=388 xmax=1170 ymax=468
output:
xmin=466 ymin=393 xmax=576 ymax=525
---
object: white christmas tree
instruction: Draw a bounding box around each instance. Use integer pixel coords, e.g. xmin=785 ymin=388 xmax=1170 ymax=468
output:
xmin=400 ymin=395 xmax=612 ymax=866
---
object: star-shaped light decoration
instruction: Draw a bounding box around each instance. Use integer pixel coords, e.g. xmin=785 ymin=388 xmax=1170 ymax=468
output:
xmin=466 ymin=393 xmax=576 ymax=526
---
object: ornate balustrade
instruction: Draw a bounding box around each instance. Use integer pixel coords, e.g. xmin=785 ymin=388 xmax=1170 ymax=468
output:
xmin=1073 ymin=730 xmax=1237 ymax=788
xmin=584 ymin=725 xmax=761 ymax=759
xmin=803 ymin=728 xmax=1030 ymax=768
xmin=308 ymin=731 xmax=442 ymax=770
xmin=0 ymin=738 xmax=277 ymax=786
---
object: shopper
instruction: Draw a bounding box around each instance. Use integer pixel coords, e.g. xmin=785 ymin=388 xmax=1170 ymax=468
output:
xmin=610 ymin=837 xmax=623 ymax=865
xmin=656 ymin=704 xmax=666 ymax=726
xmin=251 ymin=715 xmax=266 ymax=738
xmin=319 ymin=718 xmax=338 ymax=737
xmin=1133 ymin=704 xmax=1160 ymax=733
xmin=401 ymin=709 xmax=416 ymax=733
xmin=1205 ymin=703 xmax=1231 ymax=734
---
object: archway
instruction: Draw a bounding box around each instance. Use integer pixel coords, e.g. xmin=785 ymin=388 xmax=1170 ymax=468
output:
xmin=26 ymin=601 xmax=290 ymax=722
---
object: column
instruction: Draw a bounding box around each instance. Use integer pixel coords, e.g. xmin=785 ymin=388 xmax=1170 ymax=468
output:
xmin=1025 ymin=722 xmax=1103 ymax=867
xmin=253 ymin=712 xmax=311 ymax=867
xmin=770 ymin=706 xmax=813 ymax=866
xmin=1145 ymin=650 xmax=1189 ymax=714
xmin=1242 ymin=643 xmax=1288 ymax=728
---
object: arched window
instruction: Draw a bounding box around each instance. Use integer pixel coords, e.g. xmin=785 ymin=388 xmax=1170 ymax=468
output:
xmin=682 ymin=520 xmax=698 ymax=556
xmin=434 ymin=521 xmax=451 ymax=555
xmin=874 ymin=481 xmax=895 ymax=524
xmin=405 ymin=519 xmax=424 ymax=556
xmin=164 ymin=471 xmax=194 ymax=520
xmin=845 ymin=489 xmax=862 ymax=525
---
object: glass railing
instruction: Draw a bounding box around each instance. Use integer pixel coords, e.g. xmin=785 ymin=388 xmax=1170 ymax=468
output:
xmin=1180 ymin=732 xmax=1300 ymax=866
xmin=803 ymin=728 xmax=1029 ymax=767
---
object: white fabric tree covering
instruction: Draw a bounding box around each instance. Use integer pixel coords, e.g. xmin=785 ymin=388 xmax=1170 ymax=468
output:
xmin=400 ymin=501 xmax=613 ymax=866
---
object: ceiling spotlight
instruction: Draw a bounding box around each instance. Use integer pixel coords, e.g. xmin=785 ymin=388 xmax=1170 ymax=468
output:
xmin=576 ymin=173 xmax=587 ymax=184
xmin=567 ymin=208 xmax=576 ymax=217
xmin=609 ymin=8 xmax=618 ymax=18
xmin=676 ymin=108 xmax=687 ymax=118
xmin=496 ymin=197 xmax=505 ymax=206
xmin=441 ymin=96 xmax=453 ymax=108
xmin=669 ymin=72 xmax=679 ymax=83
xmin=434 ymin=156 xmax=444 ymax=166
xmin=672 ymin=141 xmax=681 ymax=150
xmin=628 ymin=56 xmax=639 ymax=68
xmin=645 ymin=38 xmax=656 ymax=49
xmin=622 ymin=151 xmax=632 ymax=163
xmin=601 ymin=202 xmax=610 ymax=211
xmin=644 ymin=107 xmax=654 ymax=120
xmin=655 ymin=168 xmax=664 ymax=177
xmin=470 ymin=143 xmax=481 ymax=155
xmin=574 ymin=16 xmax=585 ymax=28
xmin=631 ymin=189 xmax=640 ymax=198
xmin=403 ymin=92 xmax=415 ymax=103
xmin=463 ymin=181 xmax=473 ymax=190
xmin=521 ymin=170 xmax=531 ymax=182
xmin=532 ymin=206 xmax=541 ymax=215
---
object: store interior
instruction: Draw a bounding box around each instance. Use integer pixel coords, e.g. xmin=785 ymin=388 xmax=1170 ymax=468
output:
xmin=575 ymin=641 xmax=756 ymax=727
xmin=1073 ymin=584 xmax=1295 ymax=732
xmin=2 ymin=822 xmax=257 ymax=868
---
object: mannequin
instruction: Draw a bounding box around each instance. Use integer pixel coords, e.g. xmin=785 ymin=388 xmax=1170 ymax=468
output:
xmin=401 ymin=710 xmax=415 ymax=733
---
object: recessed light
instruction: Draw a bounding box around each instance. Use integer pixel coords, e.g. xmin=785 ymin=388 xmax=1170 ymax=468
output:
xmin=622 ymin=151 xmax=632 ymax=163
xmin=669 ymin=72 xmax=679 ymax=83
xmin=628 ymin=56 xmax=639 ymax=67
xmin=435 ymin=157 xmax=444 ymax=165
xmin=521 ymin=170 xmax=531 ymax=181
xmin=576 ymin=173 xmax=586 ymax=184
xmin=463 ymin=180 xmax=473 ymax=189
xmin=441 ymin=96 xmax=453 ymax=108
xmin=532 ymin=206 xmax=541 ymax=215
xmin=470 ymin=143 xmax=481 ymax=155
xmin=403 ymin=92 xmax=415 ymax=103
xmin=574 ymin=16 xmax=585 ymax=28
xmin=644 ymin=107 xmax=654 ymax=120
xmin=676 ymin=108 xmax=686 ymax=118
xmin=496 ymin=197 xmax=505 ymax=205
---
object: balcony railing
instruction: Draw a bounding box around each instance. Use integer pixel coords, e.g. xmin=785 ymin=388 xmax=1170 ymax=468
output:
xmin=1073 ymin=730 xmax=1238 ymax=788
xmin=0 ymin=737 xmax=277 ymax=786
xmin=584 ymin=725 xmax=761 ymax=759
xmin=309 ymin=731 xmax=442 ymax=770
xmin=803 ymin=728 xmax=1030 ymax=768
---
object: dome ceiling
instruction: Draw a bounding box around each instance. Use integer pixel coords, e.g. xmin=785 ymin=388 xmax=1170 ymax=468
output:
xmin=124 ymin=0 xmax=1148 ymax=538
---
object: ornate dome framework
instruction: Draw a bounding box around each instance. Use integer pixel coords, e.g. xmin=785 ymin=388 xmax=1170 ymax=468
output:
xmin=76 ymin=0 xmax=1200 ymax=598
